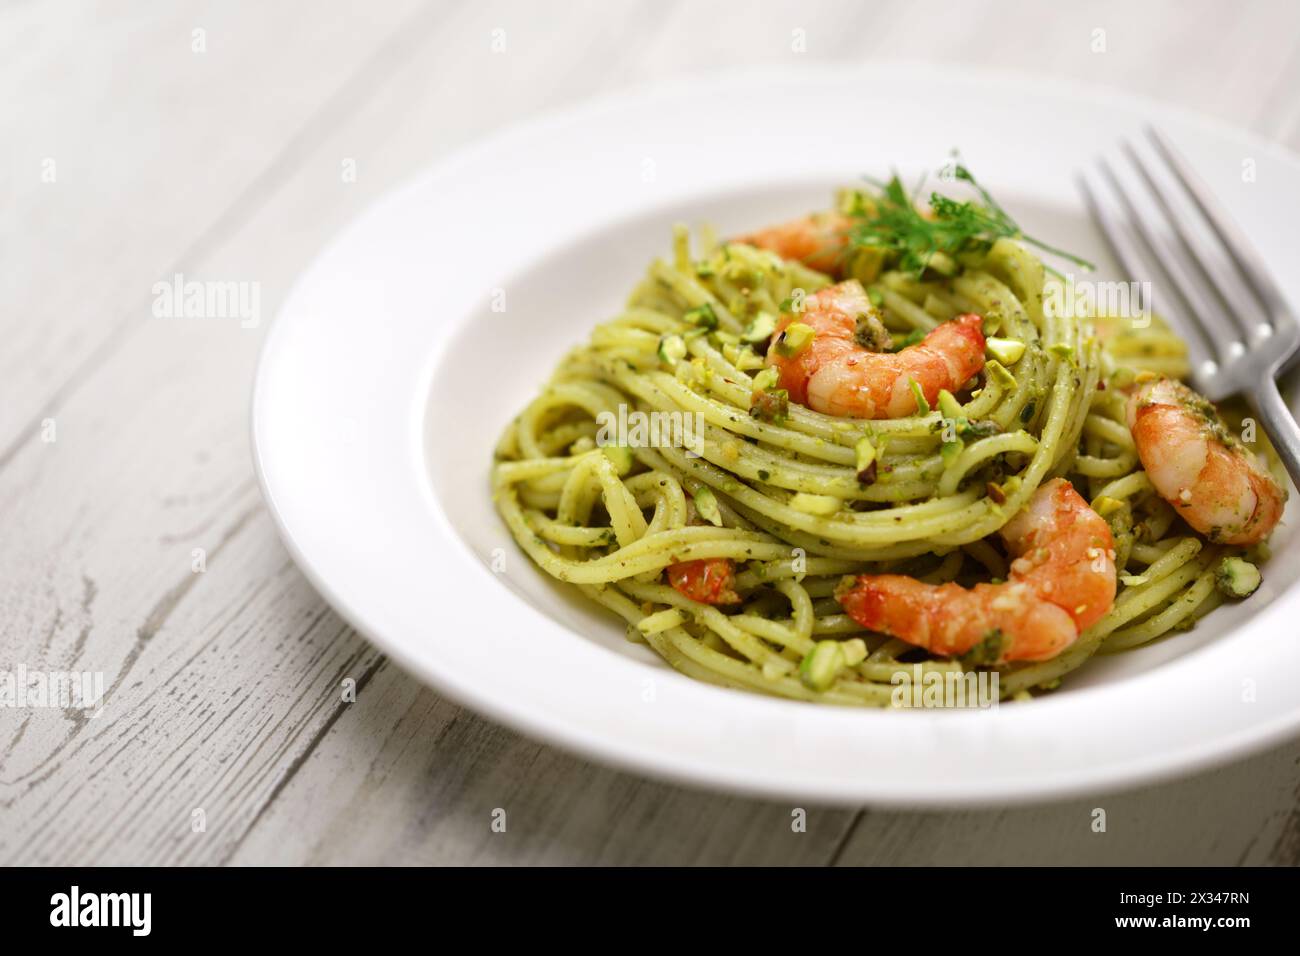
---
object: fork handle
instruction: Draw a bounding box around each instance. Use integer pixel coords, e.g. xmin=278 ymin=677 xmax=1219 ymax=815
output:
xmin=1246 ymin=375 xmax=1300 ymax=491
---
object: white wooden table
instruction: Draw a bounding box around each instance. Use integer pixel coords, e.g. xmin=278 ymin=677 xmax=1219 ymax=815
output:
xmin=4 ymin=0 xmax=1300 ymax=866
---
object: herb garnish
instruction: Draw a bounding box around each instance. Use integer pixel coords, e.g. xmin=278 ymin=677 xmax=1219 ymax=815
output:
xmin=847 ymin=160 xmax=1094 ymax=279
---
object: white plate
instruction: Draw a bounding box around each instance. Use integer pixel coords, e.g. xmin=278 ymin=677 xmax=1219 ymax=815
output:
xmin=253 ymin=63 xmax=1300 ymax=806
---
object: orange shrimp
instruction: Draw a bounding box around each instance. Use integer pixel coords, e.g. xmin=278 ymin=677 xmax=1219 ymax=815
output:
xmin=1127 ymin=378 xmax=1285 ymax=545
xmin=733 ymin=211 xmax=851 ymax=274
xmin=835 ymin=479 xmax=1117 ymax=663
xmin=667 ymin=558 xmax=741 ymax=605
xmin=766 ymin=280 xmax=985 ymax=419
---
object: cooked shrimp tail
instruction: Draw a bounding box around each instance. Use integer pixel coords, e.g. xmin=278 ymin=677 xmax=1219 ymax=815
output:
xmin=766 ymin=280 xmax=985 ymax=419
xmin=1127 ymin=378 xmax=1285 ymax=545
xmin=835 ymin=479 xmax=1116 ymax=663
xmin=733 ymin=211 xmax=851 ymax=274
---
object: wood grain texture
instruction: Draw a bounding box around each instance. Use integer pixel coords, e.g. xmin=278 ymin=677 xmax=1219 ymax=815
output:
xmin=2 ymin=0 xmax=1299 ymax=866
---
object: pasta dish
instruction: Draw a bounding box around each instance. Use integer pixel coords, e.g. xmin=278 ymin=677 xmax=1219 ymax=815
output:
xmin=491 ymin=164 xmax=1284 ymax=706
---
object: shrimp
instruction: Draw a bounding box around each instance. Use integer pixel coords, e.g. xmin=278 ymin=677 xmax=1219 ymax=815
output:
xmin=733 ymin=211 xmax=851 ymax=274
xmin=1127 ymin=378 xmax=1285 ymax=545
xmin=766 ymin=280 xmax=985 ymax=419
xmin=667 ymin=558 xmax=741 ymax=605
xmin=835 ymin=479 xmax=1117 ymax=663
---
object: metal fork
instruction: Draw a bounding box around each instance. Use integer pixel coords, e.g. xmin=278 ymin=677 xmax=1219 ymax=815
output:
xmin=1078 ymin=128 xmax=1300 ymax=487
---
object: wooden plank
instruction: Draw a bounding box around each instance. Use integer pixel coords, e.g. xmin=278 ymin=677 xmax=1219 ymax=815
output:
xmin=0 ymin=0 xmax=431 ymax=457
xmin=832 ymin=739 xmax=1300 ymax=866
xmin=226 ymin=661 xmax=855 ymax=866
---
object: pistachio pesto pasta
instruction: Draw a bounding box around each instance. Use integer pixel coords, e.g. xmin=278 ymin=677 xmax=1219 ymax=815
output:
xmin=491 ymin=178 xmax=1279 ymax=707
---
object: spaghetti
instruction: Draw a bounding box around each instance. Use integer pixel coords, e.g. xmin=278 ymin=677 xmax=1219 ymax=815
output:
xmin=491 ymin=180 xmax=1275 ymax=706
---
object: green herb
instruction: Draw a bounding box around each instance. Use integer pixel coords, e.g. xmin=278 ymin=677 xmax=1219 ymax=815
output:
xmin=847 ymin=161 xmax=1094 ymax=279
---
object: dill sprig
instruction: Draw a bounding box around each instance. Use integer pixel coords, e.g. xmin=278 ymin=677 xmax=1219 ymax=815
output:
xmin=847 ymin=162 xmax=1094 ymax=278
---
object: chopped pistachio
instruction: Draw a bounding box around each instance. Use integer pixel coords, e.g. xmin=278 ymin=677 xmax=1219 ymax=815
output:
xmin=1215 ymin=557 xmax=1261 ymax=599
xmin=1048 ymin=342 xmax=1076 ymax=364
xmin=692 ymin=486 xmax=723 ymax=527
xmin=937 ymin=388 xmax=963 ymax=421
xmin=773 ymin=322 xmax=815 ymax=358
xmin=683 ymin=303 xmax=718 ymax=330
xmin=908 ymin=378 xmax=931 ymax=415
xmin=985 ymin=336 xmax=1026 ymax=365
xmin=981 ymin=311 xmax=1005 ymax=337
xmin=742 ymin=313 xmax=777 ymax=343
xmin=751 ymin=367 xmax=780 ymax=392
xmin=1109 ymin=365 xmax=1138 ymax=389
xmin=790 ymin=492 xmax=841 ymax=516
xmin=986 ymin=360 xmax=1017 ymax=390
xmin=799 ymin=641 xmax=845 ymax=691
xmin=637 ymin=608 xmax=687 ymax=635
xmin=840 ymin=638 xmax=868 ymax=667
xmin=657 ymin=333 xmax=687 ymax=368
xmin=854 ymin=435 xmax=877 ymax=484
xmin=1093 ymin=495 xmax=1125 ymax=517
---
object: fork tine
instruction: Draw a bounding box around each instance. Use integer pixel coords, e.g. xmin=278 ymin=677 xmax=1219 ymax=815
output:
xmin=1087 ymin=157 xmax=1222 ymax=372
xmin=1122 ymin=140 xmax=1259 ymax=344
xmin=1147 ymin=127 xmax=1292 ymax=329
xmin=1077 ymin=170 xmax=1156 ymax=315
